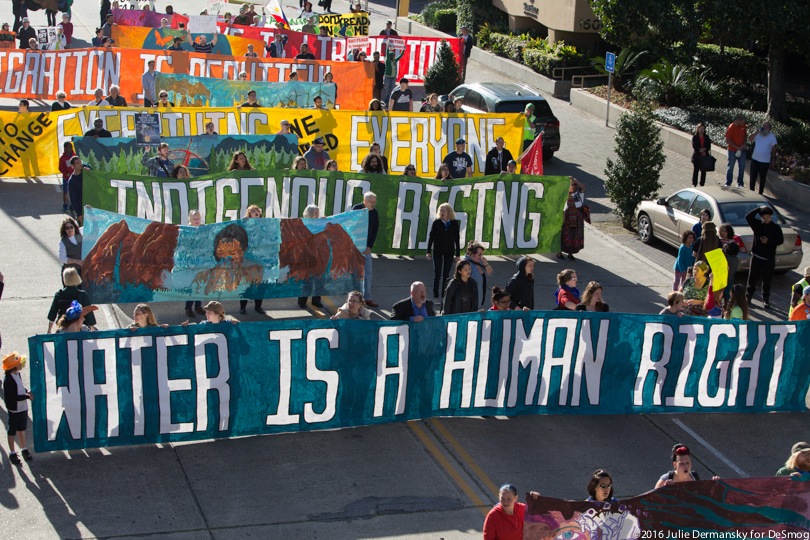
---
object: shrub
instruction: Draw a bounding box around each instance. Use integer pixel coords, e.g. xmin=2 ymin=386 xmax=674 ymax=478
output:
xmin=433 ymin=9 xmax=456 ymax=34
xmin=605 ymin=102 xmax=666 ymax=228
xmin=691 ymin=44 xmax=767 ymax=86
xmin=523 ymin=43 xmax=588 ymax=78
xmin=421 ymin=0 xmax=456 ymax=29
xmin=456 ymin=0 xmax=507 ymax=34
xmin=424 ymin=40 xmax=463 ymax=95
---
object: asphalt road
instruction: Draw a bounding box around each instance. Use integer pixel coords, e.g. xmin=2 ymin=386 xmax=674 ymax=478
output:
xmin=0 ymin=1 xmax=808 ymax=539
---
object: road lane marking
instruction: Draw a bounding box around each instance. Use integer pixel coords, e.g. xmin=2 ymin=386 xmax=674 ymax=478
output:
xmin=428 ymin=418 xmax=500 ymax=496
xmin=672 ymin=418 xmax=748 ymax=476
xmin=407 ymin=421 xmax=489 ymax=516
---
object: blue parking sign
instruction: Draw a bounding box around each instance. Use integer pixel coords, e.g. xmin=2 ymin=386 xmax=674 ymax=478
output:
xmin=605 ymin=52 xmax=616 ymax=73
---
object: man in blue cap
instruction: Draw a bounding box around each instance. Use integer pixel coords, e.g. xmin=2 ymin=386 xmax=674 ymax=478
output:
xmin=442 ymin=138 xmax=473 ymax=178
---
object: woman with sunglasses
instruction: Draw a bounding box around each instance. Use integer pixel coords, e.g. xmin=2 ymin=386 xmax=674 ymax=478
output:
xmin=403 ymin=164 xmax=417 ymax=177
xmin=490 ymin=287 xmax=511 ymax=311
xmin=58 ymin=217 xmax=83 ymax=282
xmin=154 ymin=91 xmax=175 ymax=107
xmin=586 ymin=469 xmax=619 ymax=505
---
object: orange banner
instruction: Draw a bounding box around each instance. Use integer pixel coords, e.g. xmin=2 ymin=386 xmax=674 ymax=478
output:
xmin=112 ymin=25 xmax=264 ymax=57
xmin=0 ymin=49 xmax=373 ymax=109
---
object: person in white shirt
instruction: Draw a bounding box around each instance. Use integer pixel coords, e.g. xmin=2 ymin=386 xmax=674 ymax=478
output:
xmin=748 ymin=121 xmax=777 ymax=196
xmin=50 ymin=25 xmax=68 ymax=50
xmin=88 ymin=88 xmax=111 ymax=106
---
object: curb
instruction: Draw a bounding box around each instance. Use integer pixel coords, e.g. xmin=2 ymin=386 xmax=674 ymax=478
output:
xmin=584 ymin=222 xmax=673 ymax=282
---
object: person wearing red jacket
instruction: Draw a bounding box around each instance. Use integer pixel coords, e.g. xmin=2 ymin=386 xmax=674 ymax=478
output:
xmin=59 ymin=142 xmax=76 ymax=214
xmin=483 ymin=484 xmax=541 ymax=540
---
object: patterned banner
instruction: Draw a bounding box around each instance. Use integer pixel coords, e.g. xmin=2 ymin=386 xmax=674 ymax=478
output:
xmin=289 ymin=12 xmax=370 ymax=37
xmin=28 ymin=312 xmax=810 ymax=451
xmin=80 ymin=207 xmax=367 ymax=303
xmin=524 ymin=478 xmax=810 ymax=535
xmin=0 ymin=49 xmax=373 ymax=109
xmin=154 ymin=73 xmax=337 ymax=108
xmin=73 ymin=134 xmax=299 ymax=176
xmin=82 ymin=170 xmax=569 ymax=255
xmin=111 ymin=7 xmax=172 ymax=27
xmin=112 ymin=25 xmax=265 ymax=56
xmin=2 ymin=107 xmax=518 ymax=177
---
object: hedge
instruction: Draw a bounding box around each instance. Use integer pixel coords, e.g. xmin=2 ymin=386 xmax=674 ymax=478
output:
xmin=476 ymin=26 xmax=588 ymax=78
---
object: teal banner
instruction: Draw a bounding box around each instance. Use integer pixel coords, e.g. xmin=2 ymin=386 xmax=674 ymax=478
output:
xmin=82 ymin=171 xmax=570 ymax=255
xmin=74 ymin=134 xmax=299 ymax=176
xmin=29 ymin=312 xmax=810 ymax=451
xmin=154 ymin=73 xmax=338 ymax=109
xmin=80 ymin=207 xmax=367 ymax=303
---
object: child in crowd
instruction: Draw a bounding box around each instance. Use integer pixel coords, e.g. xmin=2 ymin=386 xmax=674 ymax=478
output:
xmin=724 ymin=284 xmax=749 ymax=320
xmin=659 ymin=291 xmax=685 ymax=317
xmin=3 ymin=352 xmax=34 ymax=465
xmin=673 ymin=230 xmax=695 ymax=291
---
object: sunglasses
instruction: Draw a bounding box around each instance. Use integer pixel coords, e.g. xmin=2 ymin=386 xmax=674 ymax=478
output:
xmin=406 ymin=168 xmax=415 ymax=172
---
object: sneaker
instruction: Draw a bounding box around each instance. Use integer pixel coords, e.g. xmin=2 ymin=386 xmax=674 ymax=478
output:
xmin=298 ymin=300 xmax=308 ymax=309
xmin=9 ymin=453 xmax=21 ymax=465
xmin=254 ymin=306 xmax=264 ymax=314
xmin=763 ymin=300 xmax=771 ymax=309
xmin=737 ymin=184 xmax=744 ymax=188
xmin=239 ymin=307 xmax=247 ymax=315
xmin=21 ymin=449 xmax=33 ymax=462
xmin=185 ymin=308 xmax=195 ymax=318
xmin=365 ymin=300 xmax=379 ymax=308
xmin=194 ymin=306 xmax=205 ymax=315
xmin=311 ymin=300 xmax=324 ymax=308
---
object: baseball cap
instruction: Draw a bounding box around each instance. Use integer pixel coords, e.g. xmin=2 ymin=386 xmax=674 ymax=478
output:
xmin=507 ymin=159 xmax=517 ymax=166
xmin=803 ymin=266 xmax=810 ymax=278
xmin=792 ymin=442 xmax=810 ymax=454
xmin=22 ymin=17 xmax=29 ymax=23
xmin=455 ymin=138 xmax=466 ymax=144
xmin=312 ymin=136 xmax=325 ymax=145
xmin=803 ymin=286 xmax=810 ymax=297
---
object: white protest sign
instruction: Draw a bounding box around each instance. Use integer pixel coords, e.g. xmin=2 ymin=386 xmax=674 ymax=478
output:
xmin=188 ymin=15 xmax=218 ymax=34
xmin=207 ymin=0 xmax=229 ymax=15
xmin=347 ymin=37 xmax=369 ymax=50
xmin=386 ymin=37 xmax=405 ymax=51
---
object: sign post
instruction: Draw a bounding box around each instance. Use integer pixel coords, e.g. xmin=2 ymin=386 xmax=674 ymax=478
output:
xmin=605 ymin=51 xmax=615 ymax=127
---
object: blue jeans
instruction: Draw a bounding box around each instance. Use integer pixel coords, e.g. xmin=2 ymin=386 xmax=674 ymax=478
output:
xmin=726 ymin=150 xmax=746 ymax=186
xmin=363 ymin=252 xmax=373 ymax=300
xmin=382 ymin=77 xmax=396 ymax=106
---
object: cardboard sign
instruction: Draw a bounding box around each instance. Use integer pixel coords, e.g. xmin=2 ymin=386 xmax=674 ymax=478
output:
xmin=188 ymin=15 xmax=218 ymax=34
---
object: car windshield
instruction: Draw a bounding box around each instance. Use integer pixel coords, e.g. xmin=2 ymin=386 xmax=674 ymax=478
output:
xmin=719 ymin=202 xmax=784 ymax=226
xmin=496 ymin=101 xmax=554 ymax=116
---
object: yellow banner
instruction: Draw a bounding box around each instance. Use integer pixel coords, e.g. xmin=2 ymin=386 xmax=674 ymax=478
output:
xmin=0 ymin=108 xmax=524 ymax=178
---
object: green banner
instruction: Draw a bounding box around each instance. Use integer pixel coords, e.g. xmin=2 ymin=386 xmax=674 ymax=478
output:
xmin=83 ymin=170 xmax=569 ymax=255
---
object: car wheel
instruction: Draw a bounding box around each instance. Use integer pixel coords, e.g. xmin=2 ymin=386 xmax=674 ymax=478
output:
xmin=637 ymin=213 xmax=654 ymax=244
xmin=542 ymin=149 xmax=554 ymax=162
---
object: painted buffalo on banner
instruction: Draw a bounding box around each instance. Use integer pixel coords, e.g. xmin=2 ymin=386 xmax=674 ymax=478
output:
xmin=80 ymin=207 xmax=367 ymax=302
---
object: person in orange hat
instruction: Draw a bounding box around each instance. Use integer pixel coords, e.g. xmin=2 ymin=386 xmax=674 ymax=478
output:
xmin=3 ymin=352 xmax=33 ymax=465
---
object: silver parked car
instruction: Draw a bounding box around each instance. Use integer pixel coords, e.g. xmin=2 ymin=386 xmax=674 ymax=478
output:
xmin=635 ymin=186 xmax=803 ymax=272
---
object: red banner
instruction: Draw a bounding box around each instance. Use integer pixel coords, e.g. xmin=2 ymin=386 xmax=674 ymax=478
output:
xmin=0 ymin=49 xmax=373 ymax=109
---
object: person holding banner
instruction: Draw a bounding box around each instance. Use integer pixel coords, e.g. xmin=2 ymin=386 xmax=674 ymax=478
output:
xmin=106 ymin=85 xmax=128 ymax=107
xmin=789 ymin=286 xmax=810 ymax=322
xmin=586 ymin=469 xmax=619 ymax=505
xmin=389 ymin=78 xmax=413 ymax=112
xmin=51 ymin=91 xmax=73 ymax=112
xmin=482 ymin=484 xmax=541 ymax=540
xmin=427 ymin=203 xmax=461 ymax=304
xmin=331 ymin=291 xmax=371 ymax=320
xmin=58 ymin=142 xmax=76 ymax=212
xmin=184 ymin=210 xmax=206 ymax=318
xmin=3 ymin=352 xmax=34 ymax=466
xmin=54 ymin=300 xmax=98 ymax=334
xmin=240 ymin=90 xmax=261 ymax=108
xmin=239 ymin=205 xmax=266 ymax=315
xmin=352 ymin=192 xmax=379 ymax=307
xmin=297 ymin=204 xmax=324 ymax=310
xmin=67 ymin=157 xmax=90 ymax=225
xmin=505 ymin=256 xmax=535 ymax=311
xmin=50 ymin=25 xmax=67 ymax=50
xmin=391 ymin=282 xmax=435 ymax=322
xmin=655 ymin=444 xmax=718 ymax=487
xmin=554 ymin=269 xmax=581 ymax=311
xmin=776 ymin=443 xmax=810 ymax=478
xmin=142 ymin=60 xmax=157 ymax=107
xmin=142 ymin=143 xmax=176 ymax=177
xmin=129 ymin=304 xmax=168 ymax=330
xmin=485 ymin=137 xmax=514 ymax=175
xmin=489 ymin=288 xmax=511 ymax=311
xmin=295 ymin=43 xmax=315 ymax=59
xmin=57 ymin=217 xmax=83 ymax=282
xmin=304 ymin=137 xmax=331 ymax=170
xmin=267 ymin=33 xmax=287 ymax=58
xmin=442 ymin=138 xmax=473 ymax=178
